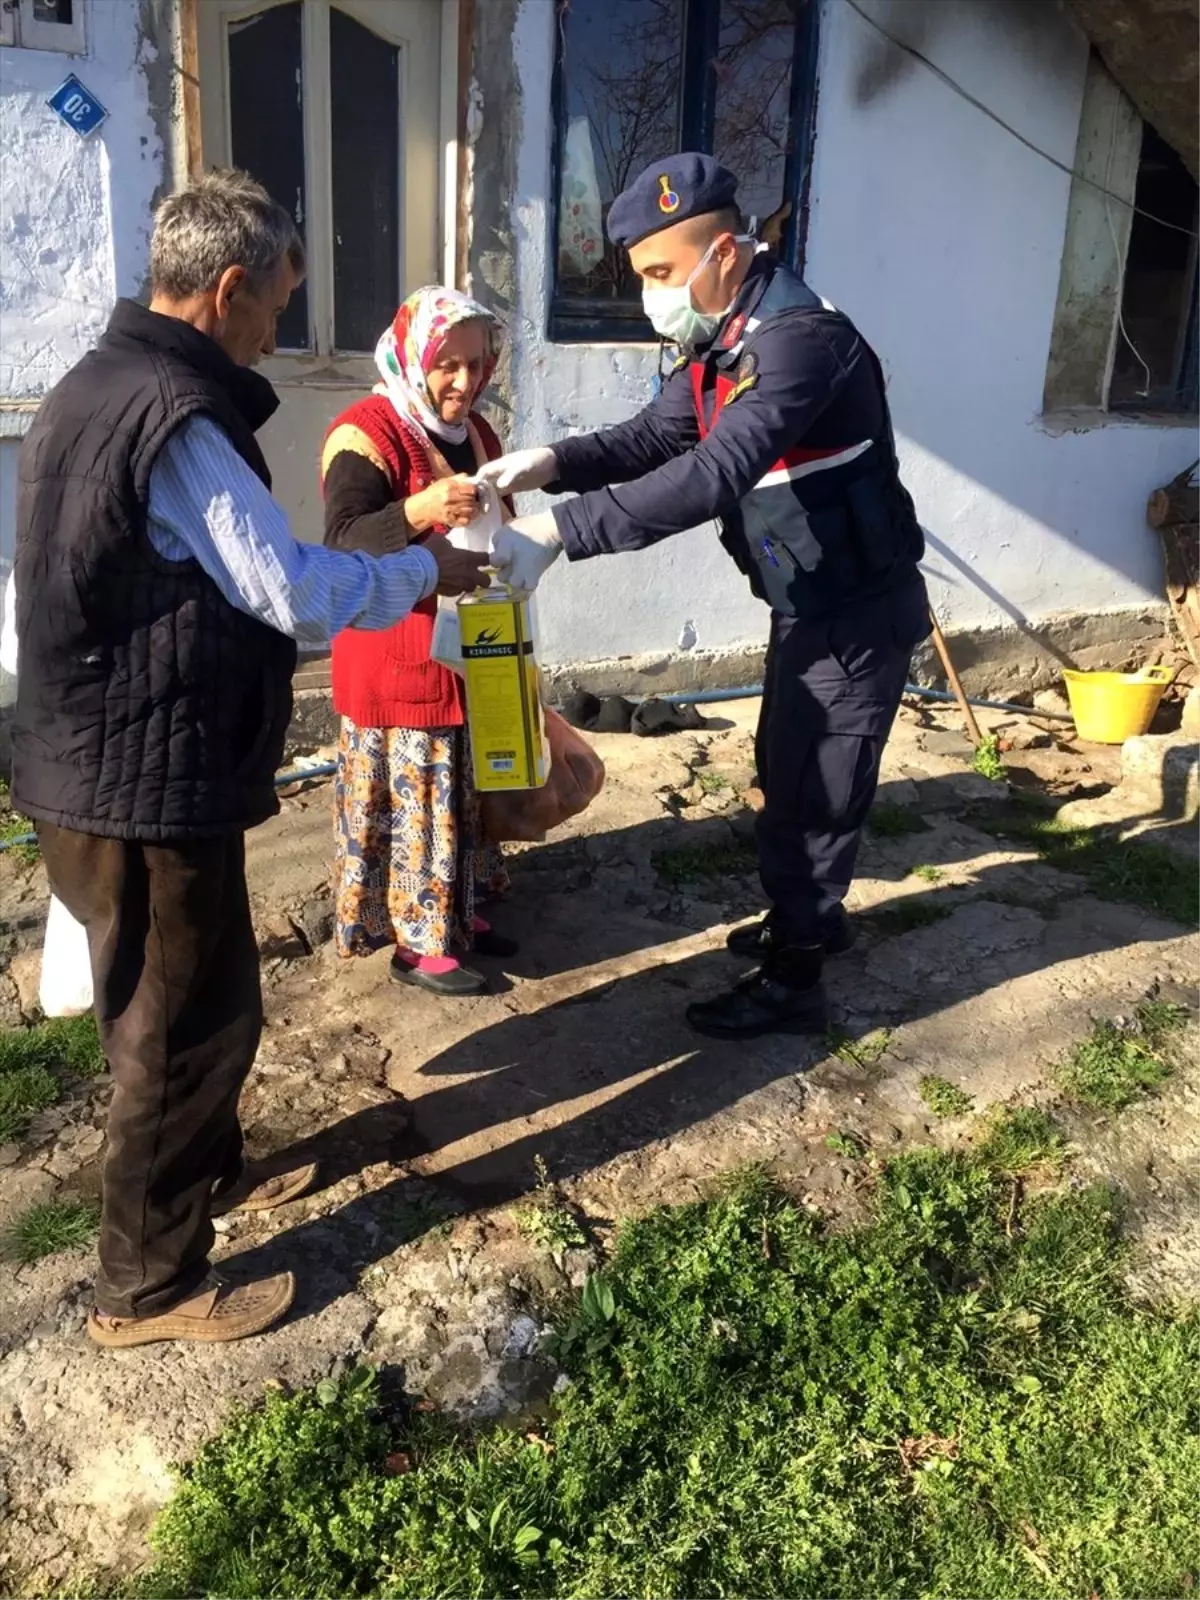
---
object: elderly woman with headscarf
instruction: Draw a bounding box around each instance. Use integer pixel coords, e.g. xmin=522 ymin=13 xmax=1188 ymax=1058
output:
xmin=322 ymin=286 xmax=516 ymax=997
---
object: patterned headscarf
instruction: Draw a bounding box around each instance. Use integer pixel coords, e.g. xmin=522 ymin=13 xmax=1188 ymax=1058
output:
xmin=374 ymin=286 xmax=503 ymax=446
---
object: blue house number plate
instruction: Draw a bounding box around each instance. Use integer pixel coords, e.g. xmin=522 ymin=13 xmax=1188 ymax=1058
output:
xmin=47 ymin=75 xmax=109 ymax=139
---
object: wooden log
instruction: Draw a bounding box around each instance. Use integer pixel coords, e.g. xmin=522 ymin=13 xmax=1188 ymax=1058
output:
xmin=1148 ymin=462 xmax=1199 ymax=664
xmin=1148 ymin=482 xmax=1199 ymax=529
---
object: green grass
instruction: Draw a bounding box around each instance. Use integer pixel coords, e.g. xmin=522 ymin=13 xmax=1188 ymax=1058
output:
xmin=0 ymin=777 xmax=38 ymax=863
xmin=0 ymin=1064 xmax=60 ymax=1144
xmin=0 ymin=809 xmax=38 ymax=864
xmin=919 ymin=1075 xmax=975 ymax=1119
xmin=0 ymin=1013 xmax=104 ymax=1142
xmin=868 ymin=802 xmax=930 ymax=838
xmin=0 ymin=1012 xmax=105 ymax=1077
xmin=651 ymin=837 xmax=757 ymax=887
xmin=971 ymin=735 xmax=1006 ymax=782
xmin=128 ymin=1141 xmax=1198 ymax=1600
xmin=1055 ymin=1000 xmax=1189 ymax=1112
xmin=911 ymin=864 xmax=944 ymax=884
xmin=973 ymin=803 xmax=1199 ymax=926
xmin=4 ymin=1198 xmax=99 ymax=1264
xmin=975 ymin=1106 xmax=1069 ymax=1178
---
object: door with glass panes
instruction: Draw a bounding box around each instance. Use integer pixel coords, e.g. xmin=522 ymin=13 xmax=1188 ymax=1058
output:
xmin=197 ymin=0 xmax=446 ymax=544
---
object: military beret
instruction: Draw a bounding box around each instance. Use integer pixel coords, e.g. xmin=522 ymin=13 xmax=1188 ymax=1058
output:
xmin=606 ymin=153 xmax=740 ymax=248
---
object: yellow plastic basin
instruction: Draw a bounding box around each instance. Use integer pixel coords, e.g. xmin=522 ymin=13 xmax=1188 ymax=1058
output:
xmin=1062 ymin=666 xmax=1175 ymax=744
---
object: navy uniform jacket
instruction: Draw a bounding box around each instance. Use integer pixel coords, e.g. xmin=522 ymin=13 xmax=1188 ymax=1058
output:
xmin=548 ymin=253 xmax=893 ymax=562
xmin=545 ymin=252 xmax=929 ymax=731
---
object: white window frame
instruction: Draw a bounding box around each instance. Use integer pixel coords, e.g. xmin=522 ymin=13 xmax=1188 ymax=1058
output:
xmin=197 ymin=0 xmax=447 ymax=372
xmin=2 ymin=0 xmax=89 ymax=54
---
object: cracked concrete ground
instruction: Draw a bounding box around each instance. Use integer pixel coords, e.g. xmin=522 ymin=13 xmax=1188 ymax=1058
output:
xmin=0 ymin=696 xmax=1196 ymax=1591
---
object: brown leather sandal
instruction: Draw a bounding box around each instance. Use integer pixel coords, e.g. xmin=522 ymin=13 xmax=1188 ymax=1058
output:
xmin=211 ymin=1160 xmax=319 ymax=1217
xmin=87 ymin=1270 xmax=295 ymax=1348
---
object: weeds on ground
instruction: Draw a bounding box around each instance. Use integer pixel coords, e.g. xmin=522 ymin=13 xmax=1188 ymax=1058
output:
xmin=376 ymin=1191 xmax=458 ymax=1251
xmin=0 ymin=1014 xmax=104 ymax=1143
xmin=0 ymin=821 xmax=37 ymax=865
xmin=826 ymin=1027 xmax=892 ymax=1071
xmin=513 ymin=1157 xmax=587 ymax=1258
xmin=0 ymin=778 xmax=38 ymax=864
xmin=910 ymin=864 xmax=943 ymax=884
xmin=131 ymin=1144 xmax=1198 ymax=1600
xmin=695 ymin=770 xmax=729 ymax=797
xmin=971 ymin=735 xmax=1005 ymax=782
xmin=973 ymin=803 xmax=1198 ymax=926
xmin=4 ymin=1198 xmax=99 ymax=1265
xmin=651 ymin=837 xmax=757 ymax=887
xmin=919 ymin=1075 xmax=974 ymax=1119
xmin=1055 ymin=999 xmax=1188 ymax=1112
xmin=975 ymin=1106 xmax=1068 ymax=1177
xmin=868 ymin=802 xmax=929 ymax=838
xmin=865 ymin=899 xmax=951 ymax=935
xmin=824 ymin=1130 xmax=868 ymax=1160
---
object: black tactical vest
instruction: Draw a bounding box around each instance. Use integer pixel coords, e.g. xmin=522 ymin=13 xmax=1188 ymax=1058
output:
xmin=11 ymin=299 xmax=297 ymax=840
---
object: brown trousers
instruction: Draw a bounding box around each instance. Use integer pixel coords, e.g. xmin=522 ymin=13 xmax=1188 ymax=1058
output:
xmin=38 ymin=824 xmax=261 ymax=1319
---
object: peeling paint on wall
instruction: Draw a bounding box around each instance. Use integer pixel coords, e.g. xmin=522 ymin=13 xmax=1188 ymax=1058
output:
xmin=0 ymin=0 xmax=166 ymax=402
xmin=0 ymin=0 xmax=172 ymax=571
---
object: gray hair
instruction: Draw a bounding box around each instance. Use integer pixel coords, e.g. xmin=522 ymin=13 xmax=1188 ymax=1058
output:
xmin=150 ymin=168 xmax=306 ymax=299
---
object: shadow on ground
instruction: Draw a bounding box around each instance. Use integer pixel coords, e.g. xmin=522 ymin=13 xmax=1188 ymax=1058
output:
xmin=223 ymin=770 xmax=1194 ymax=1324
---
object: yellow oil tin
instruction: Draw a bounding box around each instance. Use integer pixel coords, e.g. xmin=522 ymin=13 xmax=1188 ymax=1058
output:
xmin=458 ymin=590 xmax=550 ymax=791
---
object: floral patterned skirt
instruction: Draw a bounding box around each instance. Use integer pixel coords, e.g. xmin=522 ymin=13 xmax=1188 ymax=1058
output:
xmin=332 ymin=718 xmax=508 ymax=959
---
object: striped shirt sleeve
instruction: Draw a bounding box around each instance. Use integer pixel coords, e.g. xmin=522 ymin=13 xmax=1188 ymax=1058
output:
xmin=146 ymin=415 xmax=437 ymax=650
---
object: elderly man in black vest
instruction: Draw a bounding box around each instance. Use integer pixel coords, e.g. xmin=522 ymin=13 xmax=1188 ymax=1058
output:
xmin=12 ymin=169 xmax=488 ymax=1348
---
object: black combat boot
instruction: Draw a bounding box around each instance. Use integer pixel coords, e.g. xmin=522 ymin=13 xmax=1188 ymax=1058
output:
xmin=726 ymin=905 xmax=856 ymax=961
xmin=686 ymin=944 xmax=829 ymax=1039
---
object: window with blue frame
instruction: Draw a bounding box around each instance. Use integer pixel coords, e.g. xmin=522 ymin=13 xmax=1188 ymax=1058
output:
xmin=550 ymin=0 xmax=818 ymax=342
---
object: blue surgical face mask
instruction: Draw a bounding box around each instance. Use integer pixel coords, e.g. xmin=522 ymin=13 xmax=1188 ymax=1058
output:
xmin=641 ymin=235 xmax=756 ymax=349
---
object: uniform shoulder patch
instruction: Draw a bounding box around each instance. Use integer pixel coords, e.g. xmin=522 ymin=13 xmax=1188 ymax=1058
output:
xmin=670 ymin=349 xmax=691 ymax=374
xmin=724 ymin=351 xmax=760 ymax=405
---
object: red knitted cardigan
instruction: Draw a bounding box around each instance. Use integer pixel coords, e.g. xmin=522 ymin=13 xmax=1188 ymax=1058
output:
xmin=323 ymin=396 xmax=505 ymax=729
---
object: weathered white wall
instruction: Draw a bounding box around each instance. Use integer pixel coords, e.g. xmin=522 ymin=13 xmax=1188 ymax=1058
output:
xmin=504 ymin=0 xmax=1195 ymax=668
xmin=0 ymin=0 xmax=166 ymax=573
xmin=808 ymin=0 xmax=1194 ymax=637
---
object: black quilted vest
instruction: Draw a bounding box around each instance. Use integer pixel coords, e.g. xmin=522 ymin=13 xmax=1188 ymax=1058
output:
xmin=11 ymin=299 xmax=297 ymax=840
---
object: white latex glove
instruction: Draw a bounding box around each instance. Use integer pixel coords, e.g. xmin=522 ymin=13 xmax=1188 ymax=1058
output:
xmin=474 ymin=445 xmax=558 ymax=496
xmin=491 ymin=510 xmax=563 ymax=593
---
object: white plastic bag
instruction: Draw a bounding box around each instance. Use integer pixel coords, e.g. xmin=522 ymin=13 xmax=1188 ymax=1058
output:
xmin=430 ymin=481 xmax=505 ymax=675
xmin=39 ymin=894 xmax=94 ymax=1018
xmin=1 ymin=569 xmax=18 ymax=677
xmin=430 ymin=599 xmax=465 ymax=675
xmin=456 ymin=478 xmax=503 ymax=554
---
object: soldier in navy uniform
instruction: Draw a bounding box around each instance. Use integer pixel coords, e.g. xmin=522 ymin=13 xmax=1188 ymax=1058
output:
xmin=482 ymin=154 xmax=930 ymax=1040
